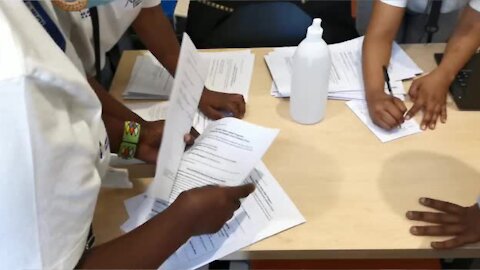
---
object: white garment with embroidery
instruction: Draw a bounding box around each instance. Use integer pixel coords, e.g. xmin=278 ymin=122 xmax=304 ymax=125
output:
xmin=0 ymin=2 xmax=109 ymax=269
xmin=55 ymin=0 xmax=161 ymax=76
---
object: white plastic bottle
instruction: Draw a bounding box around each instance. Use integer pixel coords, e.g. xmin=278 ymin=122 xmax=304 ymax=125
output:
xmin=290 ymin=18 xmax=331 ymax=124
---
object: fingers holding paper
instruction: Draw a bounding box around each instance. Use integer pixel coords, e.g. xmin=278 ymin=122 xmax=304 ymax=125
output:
xmin=406 ymin=197 xmax=480 ymax=249
xmin=199 ymin=88 xmax=246 ymax=120
xmin=170 ymin=184 xmax=255 ymax=235
xmin=367 ymin=92 xmax=407 ymax=130
xmin=137 ymin=120 xmax=197 ymax=164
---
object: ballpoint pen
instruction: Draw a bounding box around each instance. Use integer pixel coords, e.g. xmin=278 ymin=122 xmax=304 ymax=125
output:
xmin=382 ymin=65 xmax=403 ymax=128
xmin=382 ymin=66 xmax=394 ymax=97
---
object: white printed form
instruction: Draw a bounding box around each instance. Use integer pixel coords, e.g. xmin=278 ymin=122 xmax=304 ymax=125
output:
xmin=126 ymin=102 xmax=170 ymax=121
xmin=122 ymin=118 xmax=281 ymax=231
xmin=122 ymin=162 xmax=305 ymax=269
xmin=264 ymin=51 xmax=294 ymax=97
xmin=167 ymin=117 xmax=279 ymax=202
xmin=265 ymin=36 xmax=422 ymax=99
xmin=159 ymin=161 xmax=305 ymax=270
xmin=202 ymin=50 xmax=255 ymax=101
xmin=346 ymin=100 xmax=421 ymax=143
xmin=150 ymin=33 xmax=210 ymax=201
xmin=123 ymin=54 xmax=174 ymax=99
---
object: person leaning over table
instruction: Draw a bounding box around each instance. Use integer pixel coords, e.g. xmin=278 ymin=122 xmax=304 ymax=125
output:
xmin=53 ymin=0 xmax=246 ymax=122
xmin=362 ymin=0 xmax=480 ymax=131
xmin=27 ymin=0 xmax=174 ymax=165
xmin=0 ymin=2 xmax=255 ymax=269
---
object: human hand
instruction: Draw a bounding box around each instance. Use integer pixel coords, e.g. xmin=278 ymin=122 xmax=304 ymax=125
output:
xmin=199 ymin=88 xmax=246 ymax=120
xmin=366 ymin=92 xmax=407 ymax=130
xmin=136 ymin=120 xmax=195 ymax=164
xmin=405 ymin=69 xmax=451 ymax=130
xmin=406 ymin=197 xmax=480 ymax=249
xmin=169 ymin=184 xmax=255 ymax=235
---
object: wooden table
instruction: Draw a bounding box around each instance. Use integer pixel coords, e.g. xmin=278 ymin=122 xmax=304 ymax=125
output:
xmin=94 ymin=44 xmax=480 ymax=259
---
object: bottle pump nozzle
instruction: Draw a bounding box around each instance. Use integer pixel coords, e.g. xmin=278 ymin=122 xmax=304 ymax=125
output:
xmin=307 ymin=18 xmax=324 ymax=39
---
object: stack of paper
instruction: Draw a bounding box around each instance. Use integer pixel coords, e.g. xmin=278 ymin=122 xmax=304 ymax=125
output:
xmin=123 ymin=54 xmax=174 ymax=100
xmin=265 ymin=36 xmax=423 ymax=101
xmin=124 ymin=50 xmax=255 ymax=101
xmin=122 ymin=34 xmax=305 ymax=270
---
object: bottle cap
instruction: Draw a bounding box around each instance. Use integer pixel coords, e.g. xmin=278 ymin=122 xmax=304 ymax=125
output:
xmin=307 ymin=18 xmax=323 ymax=39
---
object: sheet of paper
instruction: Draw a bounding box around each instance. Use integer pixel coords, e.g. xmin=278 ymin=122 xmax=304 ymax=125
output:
xmin=121 ymin=194 xmax=169 ymax=233
xmin=124 ymin=193 xmax=147 ymax=217
xmin=265 ymin=36 xmax=423 ymax=97
xmin=122 ymin=162 xmax=305 ymax=270
xmin=192 ymin=111 xmax=211 ymax=134
xmin=264 ymin=53 xmax=293 ymax=97
xmin=201 ymin=50 xmax=255 ymax=101
xmin=270 ymin=81 xmax=405 ymax=101
xmin=126 ymin=102 xmax=170 ymax=121
xmin=159 ymin=161 xmax=305 ymax=270
xmin=149 ymin=33 xmax=210 ymax=201
xmin=346 ymin=100 xmax=421 ymax=142
xmin=390 ymin=42 xmax=424 ymax=81
xmin=270 ymin=81 xmax=287 ymax=98
xmin=122 ymin=117 xmax=280 ymax=229
xmin=101 ymin=167 xmax=133 ymax=189
xmin=109 ymin=153 xmax=144 ymax=167
xmin=328 ymin=36 xmax=422 ymax=91
xmin=123 ymin=54 xmax=174 ymax=99
xmin=166 ymin=117 xmax=279 ymax=202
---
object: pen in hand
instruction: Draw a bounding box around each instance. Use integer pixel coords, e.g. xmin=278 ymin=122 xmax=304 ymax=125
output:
xmin=382 ymin=65 xmax=403 ymax=128
xmin=382 ymin=66 xmax=394 ymax=96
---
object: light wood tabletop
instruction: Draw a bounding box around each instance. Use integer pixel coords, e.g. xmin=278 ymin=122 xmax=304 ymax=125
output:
xmin=94 ymin=43 xmax=480 ymax=259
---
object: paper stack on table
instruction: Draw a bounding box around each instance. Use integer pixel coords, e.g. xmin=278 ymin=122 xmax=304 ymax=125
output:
xmin=123 ymin=54 xmax=174 ymax=100
xmin=122 ymin=34 xmax=305 ymax=270
xmin=265 ymin=36 xmax=423 ymax=101
xmin=123 ymin=49 xmax=255 ymax=101
xmin=126 ymin=50 xmax=254 ymax=132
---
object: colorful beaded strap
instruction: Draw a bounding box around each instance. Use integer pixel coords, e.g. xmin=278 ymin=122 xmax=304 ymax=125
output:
xmin=118 ymin=121 xmax=141 ymax=160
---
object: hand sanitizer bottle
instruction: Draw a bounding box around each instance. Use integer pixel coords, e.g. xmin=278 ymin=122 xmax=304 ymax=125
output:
xmin=290 ymin=18 xmax=331 ymax=124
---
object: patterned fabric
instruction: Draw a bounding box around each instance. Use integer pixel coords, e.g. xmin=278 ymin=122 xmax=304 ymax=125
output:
xmin=123 ymin=121 xmax=141 ymax=144
xmin=118 ymin=121 xmax=140 ymax=159
xmin=118 ymin=142 xmax=137 ymax=159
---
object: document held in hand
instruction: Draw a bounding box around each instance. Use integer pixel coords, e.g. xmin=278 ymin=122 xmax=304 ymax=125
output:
xmin=131 ymin=33 xmax=279 ymax=225
xmin=122 ymin=34 xmax=303 ymax=270
xmin=149 ymin=33 xmax=210 ymax=201
xmin=122 ymin=161 xmax=305 ymax=270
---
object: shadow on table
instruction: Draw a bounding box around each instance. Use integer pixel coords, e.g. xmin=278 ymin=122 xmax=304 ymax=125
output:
xmin=378 ymin=150 xmax=480 ymax=247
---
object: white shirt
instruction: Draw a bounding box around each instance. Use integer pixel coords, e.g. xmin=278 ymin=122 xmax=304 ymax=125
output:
xmin=57 ymin=0 xmax=161 ymax=75
xmin=381 ymin=0 xmax=480 ymax=13
xmin=0 ymin=2 xmax=109 ymax=269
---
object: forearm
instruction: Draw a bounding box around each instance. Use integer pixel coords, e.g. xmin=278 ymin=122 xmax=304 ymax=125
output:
xmin=87 ymin=77 xmax=144 ymax=124
xmin=363 ymin=0 xmax=405 ymax=99
xmin=77 ymin=207 xmax=192 ymax=269
xmin=437 ymin=6 xmax=480 ymax=80
xmin=363 ymin=34 xmax=394 ymax=99
xmin=102 ymin=114 xmax=123 ymax=153
xmin=132 ymin=5 xmax=180 ymax=76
